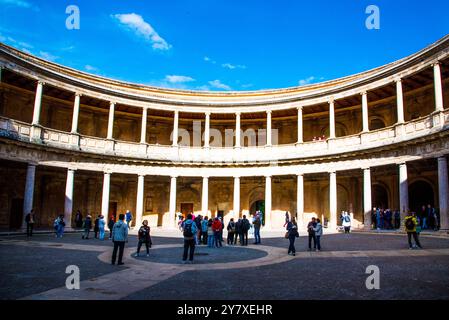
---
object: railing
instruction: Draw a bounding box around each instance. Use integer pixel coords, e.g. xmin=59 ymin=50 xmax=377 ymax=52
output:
xmin=0 ymin=109 xmax=447 ymax=163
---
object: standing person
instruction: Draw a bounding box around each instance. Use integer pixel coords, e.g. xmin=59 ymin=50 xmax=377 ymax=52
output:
xmin=212 ymin=217 xmax=222 ymax=248
xmin=394 ymin=210 xmax=401 ymax=229
xmin=371 ymin=207 xmax=377 ymax=229
xmin=421 ymin=205 xmax=428 ymax=229
xmin=307 ymin=217 xmax=317 ymax=251
xmin=108 ymin=216 xmax=115 ymax=239
xmin=98 ymin=215 xmax=106 ymax=240
xmin=74 ymin=210 xmax=83 ymax=229
xmin=235 ymin=218 xmax=243 ymax=245
xmin=111 ymin=214 xmax=128 ymax=265
xmin=207 ymin=219 xmax=214 ymax=248
xmin=227 ymin=218 xmax=236 ymax=245
xmin=136 ymin=220 xmax=152 ymax=257
xmin=241 ymin=215 xmax=250 ymax=246
xmin=194 ymin=215 xmax=202 ymax=245
xmin=54 ymin=215 xmax=65 ymax=238
xmin=201 ymin=216 xmax=209 ymax=245
xmin=283 ymin=211 xmax=290 ymax=227
xmin=181 ymin=213 xmax=197 ymax=263
xmin=219 ymin=216 xmax=225 ymax=243
xmin=82 ymin=215 xmax=92 ymax=239
xmin=433 ymin=208 xmax=439 ymax=231
xmin=286 ymin=217 xmax=299 ymax=256
xmin=314 ymin=218 xmax=323 ymax=251
xmin=94 ymin=215 xmax=100 ymax=239
xmin=25 ymin=209 xmax=35 ymax=238
xmin=376 ymin=208 xmax=381 ymax=230
xmin=404 ymin=212 xmax=423 ymax=249
xmin=342 ymin=212 xmax=351 ymax=234
xmin=253 ymin=214 xmax=262 ymax=244
xmin=125 ymin=210 xmax=133 ymax=229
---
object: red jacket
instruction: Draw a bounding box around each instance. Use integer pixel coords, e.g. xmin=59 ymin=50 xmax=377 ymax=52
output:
xmin=212 ymin=219 xmax=222 ymax=232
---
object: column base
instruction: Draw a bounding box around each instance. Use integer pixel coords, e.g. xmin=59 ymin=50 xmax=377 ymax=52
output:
xmin=431 ymin=110 xmax=445 ymax=128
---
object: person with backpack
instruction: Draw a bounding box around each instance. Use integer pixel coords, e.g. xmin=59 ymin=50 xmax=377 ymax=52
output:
xmin=404 ymin=212 xmax=423 ymax=249
xmin=342 ymin=211 xmax=351 ymax=234
xmin=194 ymin=215 xmax=202 ymax=245
xmin=181 ymin=214 xmax=198 ymax=263
xmin=94 ymin=215 xmax=100 ymax=239
xmin=201 ymin=216 xmax=209 ymax=245
xmin=136 ymin=220 xmax=152 ymax=257
xmin=125 ymin=210 xmax=133 ymax=229
xmin=314 ymin=218 xmax=323 ymax=251
xmin=307 ymin=217 xmax=317 ymax=251
xmin=212 ymin=217 xmax=222 ymax=248
xmin=25 ymin=209 xmax=35 ymax=237
xmin=235 ymin=218 xmax=242 ymax=245
xmin=207 ymin=219 xmax=214 ymax=248
xmin=82 ymin=215 xmax=92 ymax=239
xmin=286 ymin=217 xmax=299 ymax=255
xmin=253 ymin=214 xmax=262 ymax=244
xmin=241 ymin=215 xmax=250 ymax=246
xmin=227 ymin=218 xmax=236 ymax=245
xmin=98 ymin=215 xmax=106 ymax=240
xmin=111 ymin=213 xmax=128 ymax=265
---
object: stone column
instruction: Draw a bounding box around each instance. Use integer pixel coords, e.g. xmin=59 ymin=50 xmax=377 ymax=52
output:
xmin=329 ymin=171 xmax=337 ymax=230
xmin=172 ymin=110 xmax=179 ymax=146
xmin=438 ymin=157 xmax=448 ymax=230
xmin=297 ymin=174 xmax=304 ymax=228
xmin=32 ymin=81 xmax=44 ymax=126
xmin=233 ymin=176 xmax=240 ymax=219
xmin=265 ymin=175 xmax=272 ymax=229
xmin=361 ymin=91 xmax=369 ymax=132
xmin=399 ymin=163 xmax=409 ymax=224
xmin=71 ymin=93 xmax=81 ymax=133
xmin=297 ymin=107 xmax=303 ymax=143
xmin=64 ymin=168 xmax=75 ymax=228
xmin=363 ymin=168 xmax=372 ymax=229
xmin=135 ymin=175 xmax=145 ymax=228
xmin=106 ymin=102 xmax=115 ymax=140
xmin=140 ymin=108 xmax=147 ymax=144
xmin=329 ymin=99 xmax=335 ymax=139
xmin=22 ymin=164 xmax=36 ymax=229
xmin=433 ymin=62 xmax=444 ymax=112
xmin=101 ymin=172 xmax=111 ymax=217
xmin=169 ymin=176 xmax=177 ymax=228
xmin=266 ymin=111 xmax=272 ymax=146
xmin=202 ymin=176 xmax=209 ymax=215
xmin=235 ymin=113 xmax=241 ymax=147
xmin=396 ymin=79 xmax=405 ymax=124
xmin=204 ymin=112 xmax=210 ymax=148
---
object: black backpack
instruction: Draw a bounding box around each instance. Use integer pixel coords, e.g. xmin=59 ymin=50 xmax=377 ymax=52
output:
xmin=405 ymin=217 xmax=415 ymax=230
xmin=183 ymin=221 xmax=194 ymax=237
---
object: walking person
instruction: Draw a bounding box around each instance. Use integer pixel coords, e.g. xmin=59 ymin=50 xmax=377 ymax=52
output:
xmin=342 ymin=211 xmax=351 ymax=234
xmin=25 ymin=209 xmax=35 ymax=237
xmin=253 ymin=214 xmax=262 ymax=244
xmin=307 ymin=217 xmax=317 ymax=251
xmin=201 ymin=216 xmax=209 ymax=245
xmin=108 ymin=216 xmax=115 ymax=239
xmin=207 ymin=219 xmax=214 ymax=248
xmin=136 ymin=220 xmax=152 ymax=257
xmin=98 ymin=215 xmax=106 ymax=240
xmin=82 ymin=215 xmax=92 ymax=239
xmin=111 ymin=214 xmax=128 ymax=265
xmin=74 ymin=210 xmax=83 ymax=229
xmin=212 ymin=217 xmax=222 ymax=248
xmin=181 ymin=213 xmax=198 ymax=263
xmin=94 ymin=215 xmax=100 ymax=239
xmin=314 ymin=218 xmax=323 ymax=251
xmin=404 ymin=212 xmax=423 ymax=249
xmin=54 ymin=214 xmax=65 ymax=238
xmin=227 ymin=218 xmax=236 ymax=245
xmin=241 ymin=215 xmax=250 ymax=246
xmin=394 ymin=210 xmax=400 ymax=229
xmin=125 ymin=210 xmax=133 ymax=229
xmin=286 ymin=217 xmax=299 ymax=256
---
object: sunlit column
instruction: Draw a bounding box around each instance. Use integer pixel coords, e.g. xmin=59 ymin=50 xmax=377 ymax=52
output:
xmin=433 ymin=62 xmax=444 ymax=112
xmin=140 ymin=108 xmax=147 ymax=144
xmin=64 ymin=168 xmax=75 ymax=228
xmin=363 ymin=168 xmax=372 ymax=228
xmin=101 ymin=172 xmax=111 ymax=217
xmin=438 ymin=157 xmax=448 ymax=230
xmin=297 ymin=174 xmax=304 ymax=228
xmin=106 ymin=102 xmax=115 ymax=140
xmin=329 ymin=98 xmax=335 ymax=139
xmin=202 ymin=176 xmax=209 ymax=215
xmin=266 ymin=111 xmax=272 ymax=146
xmin=233 ymin=176 xmax=240 ymax=219
xmin=235 ymin=113 xmax=241 ymax=147
xmin=265 ymin=175 xmax=272 ymax=228
xmin=22 ymin=164 xmax=36 ymax=229
xmin=361 ymin=91 xmax=369 ymax=132
xmin=399 ymin=163 xmax=409 ymax=225
xmin=172 ymin=110 xmax=179 ymax=146
xmin=135 ymin=175 xmax=145 ymax=228
xmin=297 ymin=106 xmax=303 ymax=143
xmin=71 ymin=93 xmax=81 ymax=133
xmin=396 ymin=79 xmax=405 ymax=124
xmin=204 ymin=112 xmax=210 ymax=148
xmin=169 ymin=176 xmax=177 ymax=228
xmin=329 ymin=171 xmax=337 ymax=229
xmin=31 ymin=81 xmax=44 ymax=125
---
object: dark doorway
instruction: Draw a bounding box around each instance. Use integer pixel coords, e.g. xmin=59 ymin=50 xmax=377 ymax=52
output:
xmin=372 ymin=185 xmax=389 ymax=210
xmin=108 ymin=202 xmax=117 ymax=222
xmin=9 ymin=198 xmax=23 ymax=229
xmin=250 ymin=200 xmax=265 ymax=225
xmin=180 ymin=203 xmax=194 ymax=219
xmin=409 ymin=180 xmax=434 ymax=214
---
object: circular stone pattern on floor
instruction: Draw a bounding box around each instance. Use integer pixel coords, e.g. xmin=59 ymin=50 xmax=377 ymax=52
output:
xmin=134 ymin=245 xmax=268 ymax=265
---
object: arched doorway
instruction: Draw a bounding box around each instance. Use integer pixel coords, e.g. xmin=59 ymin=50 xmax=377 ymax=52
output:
xmin=372 ymin=184 xmax=389 ymax=209
xmin=408 ymin=180 xmax=434 ymax=214
xmin=250 ymin=200 xmax=265 ymax=226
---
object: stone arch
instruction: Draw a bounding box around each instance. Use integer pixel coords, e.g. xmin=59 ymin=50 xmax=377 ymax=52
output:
xmin=408 ymin=178 xmax=436 ymax=214
xmin=320 ymin=122 xmax=348 ymax=138
xmin=369 ymin=116 xmax=386 ymax=130
xmin=372 ymin=182 xmax=390 ymax=210
xmin=177 ymin=186 xmax=201 ymax=213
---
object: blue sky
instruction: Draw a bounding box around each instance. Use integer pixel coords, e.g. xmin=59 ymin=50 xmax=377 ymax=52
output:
xmin=1 ymin=0 xmax=448 ymax=91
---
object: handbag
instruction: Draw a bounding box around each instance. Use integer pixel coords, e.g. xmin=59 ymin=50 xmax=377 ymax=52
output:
xmin=284 ymin=231 xmax=289 ymax=239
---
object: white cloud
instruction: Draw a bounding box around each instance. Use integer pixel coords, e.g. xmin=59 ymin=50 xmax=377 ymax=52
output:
xmin=222 ymin=63 xmax=246 ymax=70
xmin=165 ymin=75 xmax=195 ymax=83
xmin=204 ymin=56 xmax=216 ymax=64
xmin=38 ymin=51 xmax=58 ymax=61
xmin=241 ymin=83 xmax=253 ymax=89
xmin=0 ymin=0 xmax=39 ymax=11
xmin=113 ymin=13 xmax=171 ymax=51
xmin=208 ymin=80 xmax=232 ymax=91
xmin=298 ymin=76 xmax=317 ymax=86
xmin=85 ymin=65 xmax=99 ymax=72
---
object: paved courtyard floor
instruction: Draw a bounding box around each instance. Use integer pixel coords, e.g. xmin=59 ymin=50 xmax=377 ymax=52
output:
xmin=1 ymin=231 xmax=449 ymax=300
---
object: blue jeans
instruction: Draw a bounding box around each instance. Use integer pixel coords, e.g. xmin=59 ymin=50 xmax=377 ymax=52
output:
xmin=99 ymin=228 xmax=105 ymax=240
xmin=207 ymin=235 xmax=215 ymax=247
xmin=214 ymin=231 xmax=222 ymax=247
xmin=316 ymin=236 xmax=321 ymax=250
xmin=254 ymin=227 xmax=261 ymax=243
xmin=56 ymin=225 xmax=64 ymax=237
xmin=422 ymin=217 xmax=427 ymax=229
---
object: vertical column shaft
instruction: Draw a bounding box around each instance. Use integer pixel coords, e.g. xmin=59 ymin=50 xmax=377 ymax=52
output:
xmin=64 ymin=169 xmax=75 ymax=228
xmin=71 ymin=93 xmax=81 ymax=133
xmin=169 ymin=176 xmax=177 ymax=228
xmin=266 ymin=111 xmax=272 ymax=146
xmin=233 ymin=176 xmax=240 ymax=219
xmin=329 ymin=171 xmax=337 ymax=229
xmin=202 ymin=176 xmax=209 ymax=215
xmin=265 ymin=176 xmax=272 ymax=228
xmin=399 ymin=163 xmax=409 ymax=224
xmin=32 ymin=81 xmax=44 ymax=125
xmin=438 ymin=157 xmax=448 ymax=230
xmin=22 ymin=164 xmax=36 ymax=229
xmin=101 ymin=172 xmax=111 ymax=217
xmin=140 ymin=108 xmax=147 ymax=143
xmin=172 ymin=110 xmax=179 ymax=146
xmin=329 ymin=99 xmax=335 ymax=139
xmin=433 ymin=62 xmax=444 ymax=112
xmin=235 ymin=113 xmax=241 ymax=147
xmin=362 ymin=91 xmax=369 ymax=132
xmin=297 ymin=107 xmax=303 ymax=143
xmin=297 ymin=174 xmax=304 ymax=227
xmin=107 ymin=102 xmax=115 ymax=139
xmin=135 ymin=175 xmax=145 ymax=228
xmin=363 ymin=168 xmax=372 ymax=228
xmin=204 ymin=113 xmax=210 ymax=148
xmin=396 ymin=79 xmax=405 ymax=124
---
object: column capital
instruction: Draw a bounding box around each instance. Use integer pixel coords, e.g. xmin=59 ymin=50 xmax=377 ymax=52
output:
xmin=296 ymin=105 xmax=303 ymax=111
xmin=265 ymin=175 xmax=272 ymax=179
xmin=394 ymin=77 xmax=402 ymax=83
xmin=360 ymin=90 xmax=367 ymax=96
xmin=205 ymin=112 xmax=211 ymax=117
xmin=431 ymin=60 xmax=441 ymax=67
xmin=138 ymin=173 xmax=146 ymax=178
xmin=297 ymin=173 xmax=304 ymax=177
xmin=170 ymin=175 xmax=178 ymax=179
xmin=438 ymin=156 xmax=447 ymax=162
xmin=74 ymin=92 xmax=83 ymax=97
xmin=109 ymin=101 xmax=116 ymax=107
xmin=266 ymin=110 xmax=272 ymax=115
xmin=174 ymin=109 xmax=179 ymax=115
xmin=362 ymin=166 xmax=371 ymax=171
xmin=328 ymin=97 xmax=335 ymax=104
xmin=67 ymin=167 xmax=77 ymax=172
xmin=202 ymin=175 xmax=209 ymax=179
xmin=233 ymin=175 xmax=241 ymax=179
xmin=103 ymin=170 xmax=112 ymax=175
xmin=328 ymin=170 xmax=336 ymax=174
xmin=37 ymin=80 xmax=46 ymax=86
xmin=235 ymin=112 xmax=241 ymax=116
